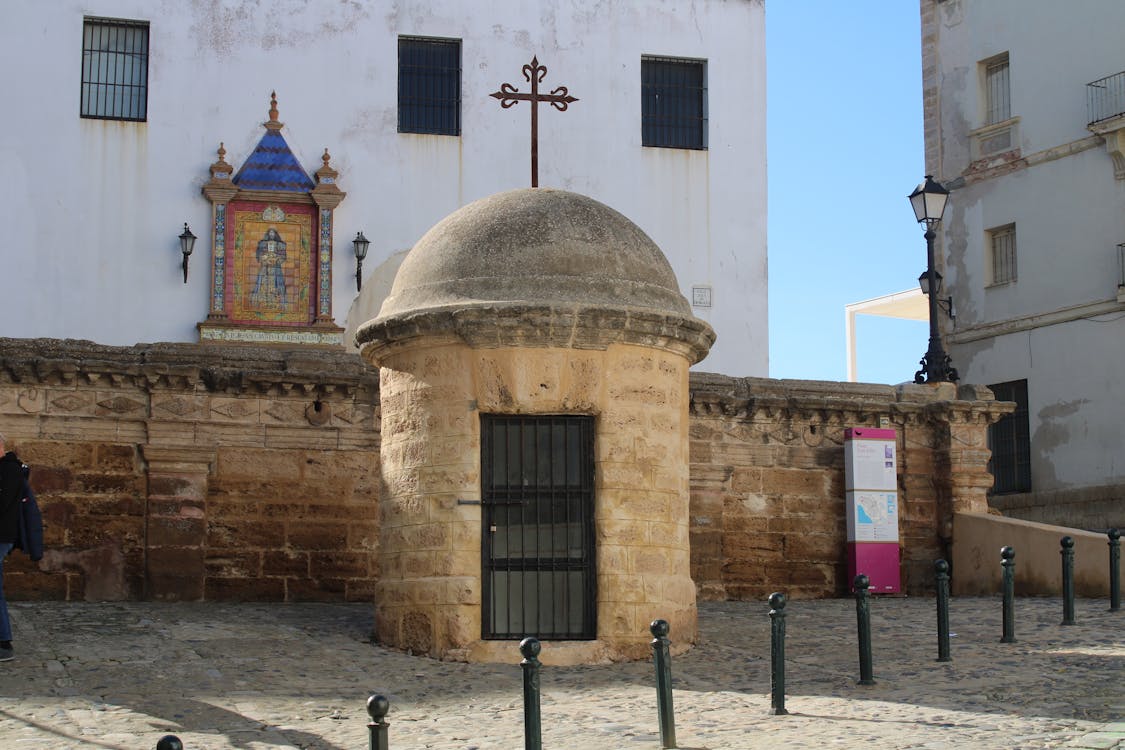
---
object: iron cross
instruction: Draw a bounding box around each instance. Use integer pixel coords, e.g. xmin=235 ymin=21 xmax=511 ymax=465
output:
xmin=491 ymin=57 xmax=578 ymax=187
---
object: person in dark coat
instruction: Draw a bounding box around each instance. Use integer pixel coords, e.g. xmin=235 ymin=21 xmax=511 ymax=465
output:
xmin=0 ymin=432 xmax=26 ymax=661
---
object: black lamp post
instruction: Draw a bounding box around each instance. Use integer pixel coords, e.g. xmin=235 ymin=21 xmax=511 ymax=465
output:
xmin=353 ymin=231 xmax=370 ymax=292
xmin=179 ymin=223 xmax=196 ymax=284
xmin=909 ymin=175 xmax=959 ymax=384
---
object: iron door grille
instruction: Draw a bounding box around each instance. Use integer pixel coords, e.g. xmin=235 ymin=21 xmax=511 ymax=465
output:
xmin=481 ymin=415 xmax=596 ymax=640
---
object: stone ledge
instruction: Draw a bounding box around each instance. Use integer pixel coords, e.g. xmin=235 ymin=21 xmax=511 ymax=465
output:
xmin=0 ymin=338 xmax=379 ymax=399
xmin=357 ymin=304 xmax=715 ymax=365
xmin=688 ymin=373 xmax=1013 ymax=424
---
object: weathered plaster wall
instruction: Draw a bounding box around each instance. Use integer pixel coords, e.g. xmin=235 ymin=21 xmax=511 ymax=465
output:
xmin=3 ymin=0 xmax=767 ymax=377
xmin=921 ymin=0 xmax=1125 ymax=521
xmin=952 ymin=512 xmax=1118 ymax=597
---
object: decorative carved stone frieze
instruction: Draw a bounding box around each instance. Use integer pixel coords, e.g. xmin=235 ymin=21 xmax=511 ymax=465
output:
xmin=0 ymin=338 xmax=378 ymax=400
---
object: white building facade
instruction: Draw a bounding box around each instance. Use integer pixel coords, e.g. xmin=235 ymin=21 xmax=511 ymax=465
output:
xmin=921 ymin=0 xmax=1125 ymax=528
xmin=0 ymin=0 xmax=767 ymax=377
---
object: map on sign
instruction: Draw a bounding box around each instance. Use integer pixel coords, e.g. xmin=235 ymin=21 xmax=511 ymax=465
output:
xmin=846 ymin=491 xmax=899 ymax=542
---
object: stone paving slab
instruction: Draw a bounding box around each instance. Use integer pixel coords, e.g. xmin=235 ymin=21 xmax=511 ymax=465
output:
xmin=0 ymin=596 xmax=1120 ymax=749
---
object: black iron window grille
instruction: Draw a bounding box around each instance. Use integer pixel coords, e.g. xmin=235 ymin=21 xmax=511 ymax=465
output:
xmin=81 ymin=17 xmax=149 ymax=121
xmin=398 ymin=37 xmax=461 ymax=136
xmin=988 ymin=379 xmax=1031 ymax=494
xmin=642 ymin=56 xmax=707 ymax=150
xmin=481 ymin=415 xmax=596 ymax=640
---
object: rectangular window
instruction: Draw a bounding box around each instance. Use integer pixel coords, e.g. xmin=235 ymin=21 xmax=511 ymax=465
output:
xmin=81 ymin=17 xmax=149 ymax=121
xmin=398 ymin=37 xmax=461 ymax=136
xmin=983 ymin=53 xmax=1011 ymax=125
xmin=988 ymin=379 xmax=1031 ymax=494
xmin=642 ymin=56 xmax=707 ymax=150
xmin=988 ymin=224 xmax=1017 ymax=286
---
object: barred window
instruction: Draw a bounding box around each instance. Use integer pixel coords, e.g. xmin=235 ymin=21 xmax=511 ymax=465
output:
xmin=984 ymin=53 xmax=1011 ymax=125
xmin=398 ymin=37 xmax=461 ymax=136
xmin=81 ymin=17 xmax=149 ymax=121
xmin=988 ymin=379 xmax=1031 ymax=494
xmin=988 ymin=224 xmax=1017 ymax=286
xmin=642 ymin=56 xmax=707 ymax=150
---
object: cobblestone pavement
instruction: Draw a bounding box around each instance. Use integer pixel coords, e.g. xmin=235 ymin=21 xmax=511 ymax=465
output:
xmin=0 ymin=596 xmax=1121 ymax=749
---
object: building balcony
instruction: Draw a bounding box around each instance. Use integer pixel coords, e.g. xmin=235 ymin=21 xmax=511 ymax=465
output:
xmin=1087 ymin=71 xmax=1125 ymax=179
xmin=1088 ymin=71 xmax=1125 ymax=126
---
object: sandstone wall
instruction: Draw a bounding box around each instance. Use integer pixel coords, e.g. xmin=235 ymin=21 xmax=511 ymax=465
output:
xmin=0 ymin=338 xmax=380 ymax=602
xmin=0 ymin=338 xmax=1012 ymax=608
xmin=688 ymin=375 xmax=1011 ymax=600
xmin=374 ymin=342 xmax=695 ymax=664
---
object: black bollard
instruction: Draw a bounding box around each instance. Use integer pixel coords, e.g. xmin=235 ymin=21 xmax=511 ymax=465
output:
xmin=1109 ymin=528 xmax=1121 ymax=612
xmin=520 ymin=637 xmax=543 ymax=750
xmin=156 ymin=736 xmax=183 ymax=750
xmin=367 ymin=694 xmax=390 ymax=750
xmin=1000 ymin=546 xmax=1016 ymax=643
xmin=934 ymin=559 xmax=952 ymax=662
xmin=650 ymin=619 xmax=678 ymax=748
xmin=768 ymin=592 xmax=788 ymax=715
xmin=1061 ymin=536 xmax=1076 ymax=625
xmin=854 ymin=574 xmax=875 ymax=685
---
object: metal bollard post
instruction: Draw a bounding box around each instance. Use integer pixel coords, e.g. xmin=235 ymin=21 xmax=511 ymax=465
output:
xmin=520 ymin=637 xmax=543 ymax=750
xmin=768 ymin=592 xmax=788 ymax=715
xmin=1109 ymin=528 xmax=1121 ymax=612
xmin=934 ymin=559 xmax=952 ymax=662
xmin=156 ymin=737 xmax=183 ymax=750
xmin=1000 ymin=546 xmax=1016 ymax=643
xmin=650 ymin=619 xmax=678 ymax=748
xmin=854 ymin=574 xmax=875 ymax=685
xmin=1061 ymin=536 xmax=1076 ymax=625
xmin=367 ymin=694 xmax=390 ymax=750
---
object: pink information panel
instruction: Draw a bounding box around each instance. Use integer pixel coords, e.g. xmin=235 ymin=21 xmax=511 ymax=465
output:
xmin=844 ymin=427 xmax=901 ymax=594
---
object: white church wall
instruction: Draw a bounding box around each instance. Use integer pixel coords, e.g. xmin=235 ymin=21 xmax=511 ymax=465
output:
xmin=1 ymin=0 xmax=766 ymax=376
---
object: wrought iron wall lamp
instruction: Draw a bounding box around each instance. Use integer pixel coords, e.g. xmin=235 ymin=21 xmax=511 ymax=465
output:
xmin=179 ymin=223 xmax=196 ymax=284
xmin=353 ymin=231 xmax=370 ymax=292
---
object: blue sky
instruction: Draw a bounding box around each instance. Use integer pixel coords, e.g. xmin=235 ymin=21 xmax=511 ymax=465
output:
xmin=767 ymin=3 xmax=929 ymax=384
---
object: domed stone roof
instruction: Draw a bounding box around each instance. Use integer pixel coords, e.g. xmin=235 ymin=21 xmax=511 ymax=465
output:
xmin=357 ymin=188 xmax=714 ymax=363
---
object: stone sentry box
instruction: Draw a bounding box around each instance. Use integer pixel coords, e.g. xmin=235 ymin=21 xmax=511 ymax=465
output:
xmin=357 ymin=188 xmax=714 ymax=663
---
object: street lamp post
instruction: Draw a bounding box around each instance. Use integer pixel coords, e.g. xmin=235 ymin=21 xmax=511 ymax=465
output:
xmin=909 ymin=175 xmax=959 ymax=384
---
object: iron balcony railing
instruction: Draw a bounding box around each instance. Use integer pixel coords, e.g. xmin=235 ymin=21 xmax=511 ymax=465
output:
xmin=1088 ymin=70 xmax=1125 ymax=126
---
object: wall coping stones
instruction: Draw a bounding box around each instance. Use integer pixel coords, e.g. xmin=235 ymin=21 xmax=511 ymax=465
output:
xmin=0 ymin=338 xmax=379 ymax=399
xmin=688 ymin=373 xmax=1014 ymax=424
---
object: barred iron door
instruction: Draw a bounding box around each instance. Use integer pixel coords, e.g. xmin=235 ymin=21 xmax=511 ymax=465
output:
xmin=481 ymin=415 xmax=596 ymax=640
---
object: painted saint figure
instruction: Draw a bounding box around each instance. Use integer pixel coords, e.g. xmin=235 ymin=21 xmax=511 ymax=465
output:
xmin=251 ymin=228 xmax=287 ymax=309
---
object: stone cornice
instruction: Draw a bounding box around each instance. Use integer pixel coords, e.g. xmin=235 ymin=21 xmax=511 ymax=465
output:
xmin=687 ymin=372 xmax=1014 ymax=425
xmin=357 ymin=304 xmax=715 ymax=365
xmin=0 ymin=338 xmax=379 ymax=400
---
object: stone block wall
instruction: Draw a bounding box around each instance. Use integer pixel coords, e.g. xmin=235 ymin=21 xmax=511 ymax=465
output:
xmin=688 ymin=374 xmax=1011 ymax=600
xmin=0 ymin=339 xmax=380 ymax=602
xmin=372 ymin=341 xmax=696 ymax=664
xmin=0 ymin=338 xmax=1013 ymax=611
